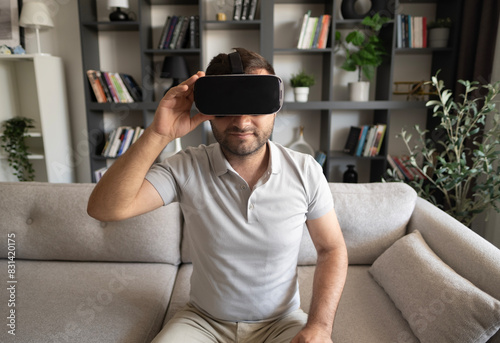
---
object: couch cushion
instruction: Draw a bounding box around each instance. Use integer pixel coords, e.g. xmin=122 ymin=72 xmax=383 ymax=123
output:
xmin=299 ymin=265 xmax=419 ymax=342
xmin=0 ymin=182 xmax=182 ymax=264
xmin=328 ymin=182 xmax=417 ymax=264
xmin=0 ymin=260 xmax=177 ymax=343
xmin=369 ymin=231 xmax=500 ymax=343
xmin=164 ymin=263 xmax=193 ymax=325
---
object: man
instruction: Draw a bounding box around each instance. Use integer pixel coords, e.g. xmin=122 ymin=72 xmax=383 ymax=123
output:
xmin=87 ymin=48 xmax=348 ymax=343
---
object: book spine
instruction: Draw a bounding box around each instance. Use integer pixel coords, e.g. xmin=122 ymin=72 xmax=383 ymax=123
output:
xmin=317 ymin=14 xmax=331 ymax=49
xmin=114 ymin=73 xmax=134 ymax=103
xmin=248 ymin=0 xmax=258 ymax=20
xmin=175 ymin=16 xmax=190 ymax=49
xmin=297 ymin=11 xmax=311 ymax=49
xmin=120 ymin=73 xmax=142 ymax=102
xmin=169 ymin=16 xmax=185 ymax=50
xmin=233 ymin=0 xmax=243 ymax=20
xmin=158 ymin=16 xmax=171 ymax=49
xmin=355 ymin=125 xmax=369 ymax=156
xmin=102 ymin=72 xmax=119 ymax=103
xmin=163 ymin=16 xmax=178 ymax=49
xmin=86 ymin=70 xmax=106 ymax=103
xmin=241 ymin=0 xmax=250 ymax=20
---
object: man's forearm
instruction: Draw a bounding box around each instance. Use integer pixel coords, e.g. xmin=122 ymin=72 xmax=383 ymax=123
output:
xmin=87 ymin=127 xmax=170 ymax=221
xmin=306 ymin=245 xmax=348 ymax=335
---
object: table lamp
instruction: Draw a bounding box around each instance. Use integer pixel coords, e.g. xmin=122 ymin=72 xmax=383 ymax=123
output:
xmin=19 ymin=2 xmax=54 ymax=55
xmin=160 ymin=56 xmax=190 ymax=92
xmin=108 ymin=0 xmax=129 ymax=21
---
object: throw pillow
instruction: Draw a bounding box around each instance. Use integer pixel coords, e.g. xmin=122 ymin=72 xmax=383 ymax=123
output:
xmin=369 ymin=230 xmax=500 ymax=343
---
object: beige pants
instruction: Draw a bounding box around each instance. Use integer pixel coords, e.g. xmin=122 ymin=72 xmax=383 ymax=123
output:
xmin=151 ymin=303 xmax=308 ymax=343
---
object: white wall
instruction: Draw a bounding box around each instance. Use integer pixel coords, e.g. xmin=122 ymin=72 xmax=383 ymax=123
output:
xmin=22 ymin=0 xmax=89 ymax=182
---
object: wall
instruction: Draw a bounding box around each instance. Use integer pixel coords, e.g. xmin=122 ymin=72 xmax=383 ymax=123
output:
xmin=22 ymin=0 xmax=90 ymax=182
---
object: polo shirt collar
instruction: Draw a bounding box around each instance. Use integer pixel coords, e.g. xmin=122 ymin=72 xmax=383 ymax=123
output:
xmin=211 ymin=141 xmax=282 ymax=177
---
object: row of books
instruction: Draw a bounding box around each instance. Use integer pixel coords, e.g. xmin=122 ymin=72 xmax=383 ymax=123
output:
xmin=387 ymin=155 xmax=426 ymax=181
xmin=87 ymin=70 xmax=142 ymax=103
xmin=233 ymin=0 xmax=259 ymax=21
xmin=343 ymin=124 xmax=387 ymax=157
xmin=101 ymin=126 xmax=144 ymax=158
xmin=157 ymin=15 xmax=200 ymax=50
xmin=396 ymin=14 xmax=428 ymax=48
xmin=297 ymin=11 xmax=331 ymax=49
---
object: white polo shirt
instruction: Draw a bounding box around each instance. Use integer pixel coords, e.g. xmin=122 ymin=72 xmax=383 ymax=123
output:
xmin=145 ymin=141 xmax=333 ymax=322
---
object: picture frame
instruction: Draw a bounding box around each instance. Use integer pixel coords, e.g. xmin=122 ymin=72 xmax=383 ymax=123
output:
xmin=0 ymin=0 xmax=20 ymax=48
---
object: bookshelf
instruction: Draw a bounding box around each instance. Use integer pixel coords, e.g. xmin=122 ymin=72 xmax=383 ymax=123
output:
xmin=0 ymin=55 xmax=75 ymax=183
xmin=78 ymin=0 xmax=462 ymax=182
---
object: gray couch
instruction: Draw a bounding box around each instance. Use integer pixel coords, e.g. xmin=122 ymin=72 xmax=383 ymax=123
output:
xmin=1 ymin=181 xmax=499 ymax=343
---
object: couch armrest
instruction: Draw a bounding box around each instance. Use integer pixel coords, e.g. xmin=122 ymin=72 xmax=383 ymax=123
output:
xmin=407 ymin=197 xmax=500 ymax=301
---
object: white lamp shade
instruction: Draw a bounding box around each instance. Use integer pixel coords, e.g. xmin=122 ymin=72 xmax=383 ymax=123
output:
xmin=107 ymin=0 xmax=129 ymax=9
xmin=19 ymin=2 xmax=54 ymax=29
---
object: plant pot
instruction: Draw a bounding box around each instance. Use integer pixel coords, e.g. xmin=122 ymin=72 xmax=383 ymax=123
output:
xmin=348 ymin=81 xmax=369 ymax=101
xmin=429 ymin=28 xmax=450 ymax=48
xmin=293 ymin=87 xmax=310 ymax=102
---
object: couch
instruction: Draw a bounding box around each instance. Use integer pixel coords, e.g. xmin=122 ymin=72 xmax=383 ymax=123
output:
xmin=1 ymin=181 xmax=499 ymax=343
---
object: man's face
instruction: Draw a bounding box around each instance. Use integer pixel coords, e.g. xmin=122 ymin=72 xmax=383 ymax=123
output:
xmin=210 ymin=68 xmax=276 ymax=158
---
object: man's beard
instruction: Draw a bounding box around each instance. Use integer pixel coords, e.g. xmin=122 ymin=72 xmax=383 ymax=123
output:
xmin=211 ymin=120 xmax=274 ymax=157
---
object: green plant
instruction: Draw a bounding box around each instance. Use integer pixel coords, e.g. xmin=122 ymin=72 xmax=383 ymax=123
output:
xmin=336 ymin=13 xmax=390 ymax=82
xmin=385 ymin=73 xmax=500 ymax=227
xmin=427 ymin=17 xmax=452 ymax=29
xmin=290 ymin=70 xmax=315 ymax=88
xmin=0 ymin=117 xmax=35 ymax=181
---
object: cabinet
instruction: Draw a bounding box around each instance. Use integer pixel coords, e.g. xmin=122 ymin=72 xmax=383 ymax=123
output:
xmin=0 ymin=55 xmax=75 ymax=183
xmin=78 ymin=0 xmax=461 ymax=182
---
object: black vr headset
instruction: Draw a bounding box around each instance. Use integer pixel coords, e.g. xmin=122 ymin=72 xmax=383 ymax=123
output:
xmin=194 ymin=51 xmax=284 ymax=116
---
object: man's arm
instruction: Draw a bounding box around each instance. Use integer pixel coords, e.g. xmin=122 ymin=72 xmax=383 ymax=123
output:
xmin=292 ymin=209 xmax=348 ymax=343
xmin=87 ymin=72 xmax=213 ymax=222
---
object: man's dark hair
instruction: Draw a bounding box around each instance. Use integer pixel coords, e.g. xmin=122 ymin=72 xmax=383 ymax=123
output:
xmin=206 ymin=47 xmax=275 ymax=76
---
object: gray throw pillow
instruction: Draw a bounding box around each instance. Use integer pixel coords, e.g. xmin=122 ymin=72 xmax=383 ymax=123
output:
xmin=369 ymin=230 xmax=500 ymax=343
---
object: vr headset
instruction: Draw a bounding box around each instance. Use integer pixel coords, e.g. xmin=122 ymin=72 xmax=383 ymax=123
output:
xmin=194 ymin=52 xmax=284 ymax=116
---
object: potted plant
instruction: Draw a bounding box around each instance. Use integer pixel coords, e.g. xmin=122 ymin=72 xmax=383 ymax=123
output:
xmin=0 ymin=117 xmax=35 ymax=181
xmin=290 ymin=70 xmax=315 ymax=102
xmin=336 ymin=13 xmax=390 ymax=101
xmin=427 ymin=17 xmax=452 ymax=48
xmin=385 ymin=73 xmax=500 ymax=227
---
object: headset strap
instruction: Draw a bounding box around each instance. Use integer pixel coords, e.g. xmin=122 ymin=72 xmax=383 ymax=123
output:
xmin=228 ymin=51 xmax=244 ymax=74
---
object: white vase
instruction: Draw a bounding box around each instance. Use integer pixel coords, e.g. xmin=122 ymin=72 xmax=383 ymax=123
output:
xmin=429 ymin=28 xmax=450 ymax=48
xmin=293 ymin=87 xmax=310 ymax=102
xmin=348 ymin=81 xmax=370 ymax=101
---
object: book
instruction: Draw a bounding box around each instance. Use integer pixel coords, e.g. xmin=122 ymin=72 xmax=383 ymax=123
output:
xmin=355 ymin=125 xmax=370 ymax=156
xmin=94 ymin=167 xmax=108 ymax=182
xmin=233 ymin=0 xmax=243 ymax=20
xmin=317 ymin=14 xmax=331 ymax=49
xmin=248 ymin=0 xmax=258 ymax=20
xmin=387 ymin=155 xmax=405 ymax=179
xmin=102 ymin=72 xmax=120 ymax=103
xmin=169 ymin=16 xmax=185 ymax=49
xmin=363 ymin=126 xmax=377 ymax=156
xmin=188 ymin=16 xmax=199 ymax=49
xmin=297 ymin=11 xmax=311 ymax=49
xmin=86 ymin=70 xmax=107 ymax=103
xmin=315 ymin=150 xmax=327 ymax=167
xmin=343 ymin=126 xmax=362 ymax=155
xmin=367 ymin=124 xmax=387 ymax=157
xmin=301 ymin=16 xmax=318 ymax=49
xmin=163 ymin=16 xmax=179 ymax=49
xmin=158 ymin=16 xmax=172 ymax=49
xmin=175 ymin=16 xmax=190 ymax=49
xmin=241 ymin=0 xmax=250 ymax=20
xmin=119 ymin=73 xmax=142 ymax=102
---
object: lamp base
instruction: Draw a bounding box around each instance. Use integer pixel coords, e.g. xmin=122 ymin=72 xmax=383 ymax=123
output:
xmin=109 ymin=8 xmax=129 ymax=21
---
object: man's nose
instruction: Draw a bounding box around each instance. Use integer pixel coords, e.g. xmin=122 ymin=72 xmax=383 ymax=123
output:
xmin=230 ymin=115 xmax=252 ymax=127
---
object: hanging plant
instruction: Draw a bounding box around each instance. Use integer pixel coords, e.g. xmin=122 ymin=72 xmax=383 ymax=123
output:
xmin=1 ymin=117 xmax=35 ymax=181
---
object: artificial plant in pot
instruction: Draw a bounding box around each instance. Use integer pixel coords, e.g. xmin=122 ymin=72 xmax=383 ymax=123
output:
xmin=290 ymin=70 xmax=315 ymax=102
xmin=428 ymin=17 xmax=452 ymax=48
xmin=0 ymin=117 xmax=35 ymax=181
xmin=336 ymin=13 xmax=390 ymax=101
xmin=385 ymin=73 xmax=500 ymax=227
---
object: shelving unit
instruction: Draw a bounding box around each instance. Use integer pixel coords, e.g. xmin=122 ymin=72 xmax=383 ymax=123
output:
xmin=0 ymin=55 xmax=75 ymax=183
xmin=78 ymin=0 xmax=462 ymax=182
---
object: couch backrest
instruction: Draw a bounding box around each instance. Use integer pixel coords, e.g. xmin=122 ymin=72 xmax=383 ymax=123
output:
xmin=0 ymin=182 xmax=182 ymax=264
xmin=295 ymin=182 xmax=418 ymax=265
